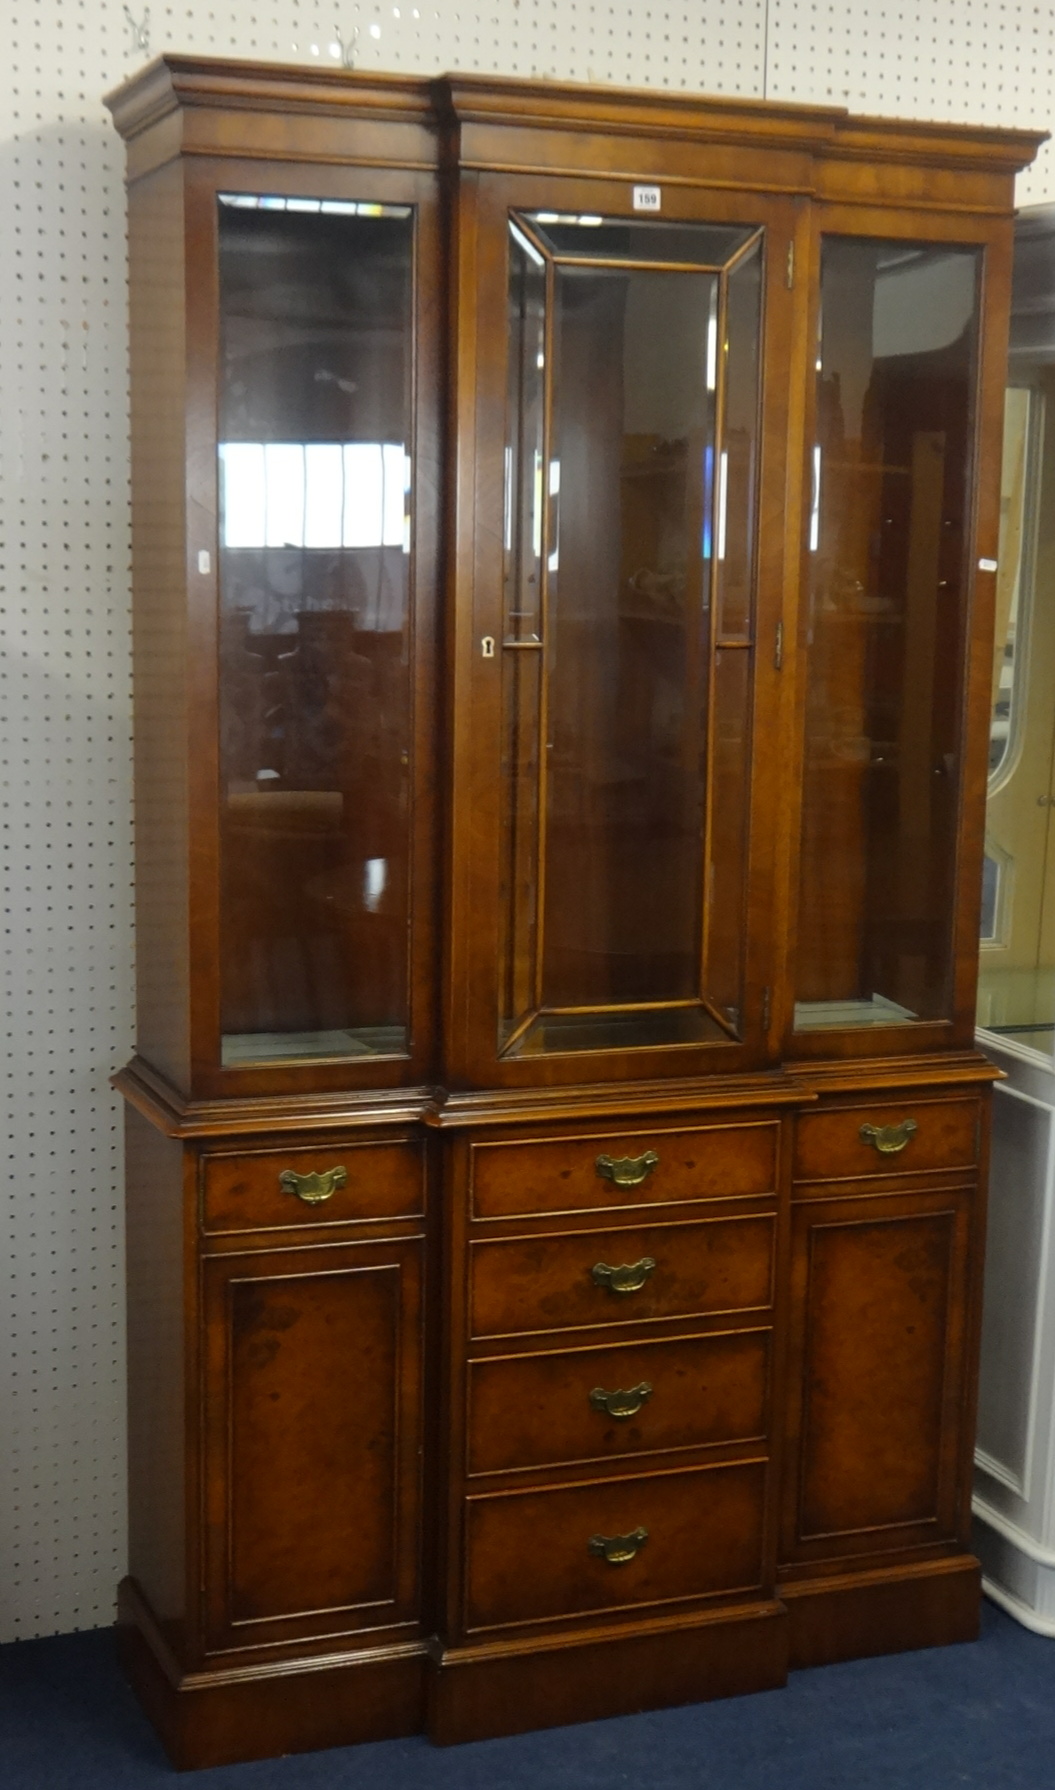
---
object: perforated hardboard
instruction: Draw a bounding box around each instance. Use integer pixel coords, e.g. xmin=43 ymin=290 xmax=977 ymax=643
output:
xmin=0 ymin=0 xmax=1050 ymax=1640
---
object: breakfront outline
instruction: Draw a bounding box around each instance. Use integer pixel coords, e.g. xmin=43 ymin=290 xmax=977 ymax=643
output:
xmin=106 ymin=57 xmax=1043 ymax=1769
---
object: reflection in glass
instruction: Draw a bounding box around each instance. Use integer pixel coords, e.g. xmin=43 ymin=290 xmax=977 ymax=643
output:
xmin=978 ymin=343 xmax=1055 ymax=1051
xmin=988 ymin=389 xmax=1040 ymax=779
xmin=216 ymin=198 xmax=414 ymax=1065
xmin=795 ymin=238 xmax=981 ymax=1031
xmin=499 ymin=213 xmax=762 ymax=1056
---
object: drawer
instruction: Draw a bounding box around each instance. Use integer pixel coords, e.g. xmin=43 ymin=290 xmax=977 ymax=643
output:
xmin=464 ymin=1458 xmax=766 ymax=1631
xmin=201 ymin=1138 xmax=425 ymax=1233
xmin=471 ymin=1121 xmax=779 ymax=1219
xmin=467 ymin=1328 xmax=770 ymax=1476
xmin=793 ymin=1097 xmax=979 ymax=1184
xmin=469 ymin=1213 xmax=775 ymax=1340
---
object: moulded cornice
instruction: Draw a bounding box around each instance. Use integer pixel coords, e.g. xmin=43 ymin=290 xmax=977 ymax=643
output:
xmin=434 ymin=71 xmax=846 ymax=156
xmin=105 ymin=56 xmax=1046 ymax=182
xmin=105 ymin=53 xmax=434 ymax=141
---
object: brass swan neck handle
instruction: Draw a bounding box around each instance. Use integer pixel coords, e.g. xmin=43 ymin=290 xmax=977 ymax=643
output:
xmin=591 ymin=1257 xmax=657 ymax=1295
xmin=588 ymin=1527 xmax=649 ymax=1565
xmin=595 ymin=1150 xmax=659 ymax=1190
xmin=859 ymin=1119 xmax=918 ymax=1155
xmin=589 ymin=1382 xmax=653 ymax=1420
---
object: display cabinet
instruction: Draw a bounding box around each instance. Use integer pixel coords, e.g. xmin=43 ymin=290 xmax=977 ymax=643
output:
xmin=106 ymin=56 xmax=1043 ymax=1768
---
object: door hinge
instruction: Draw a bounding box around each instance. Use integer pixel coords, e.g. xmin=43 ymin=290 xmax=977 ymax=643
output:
xmin=786 ymin=241 xmax=795 ymax=289
xmin=762 ymin=986 xmax=771 ymax=1033
xmin=774 ymin=620 xmax=784 ymax=670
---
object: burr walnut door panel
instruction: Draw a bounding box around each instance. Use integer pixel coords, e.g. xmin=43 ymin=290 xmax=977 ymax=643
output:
xmin=201 ymin=1236 xmax=424 ymax=1654
xmin=780 ymin=1186 xmax=975 ymax=1566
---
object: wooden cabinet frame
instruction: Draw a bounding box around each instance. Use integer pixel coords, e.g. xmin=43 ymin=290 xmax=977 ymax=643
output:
xmin=106 ymin=57 xmax=1043 ymax=1768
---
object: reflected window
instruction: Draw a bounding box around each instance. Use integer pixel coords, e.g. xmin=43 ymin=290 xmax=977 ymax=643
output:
xmin=219 ymin=442 xmax=409 ymax=551
xmin=979 ymin=846 xmax=1010 ymax=945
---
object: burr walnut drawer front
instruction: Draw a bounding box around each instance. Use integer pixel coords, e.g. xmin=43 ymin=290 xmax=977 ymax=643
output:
xmin=201 ymin=1139 xmax=426 ymax=1233
xmin=469 ymin=1214 xmax=775 ymax=1341
xmin=793 ymin=1097 xmax=979 ymax=1184
xmin=470 ymin=1121 xmax=779 ymax=1219
xmin=463 ymin=1458 xmax=767 ymax=1632
xmin=466 ymin=1328 xmax=770 ymax=1477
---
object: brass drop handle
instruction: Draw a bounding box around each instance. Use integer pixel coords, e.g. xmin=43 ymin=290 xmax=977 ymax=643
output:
xmin=589 ymin=1382 xmax=653 ymax=1420
xmin=859 ymin=1119 xmax=918 ymax=1156
xmin=588 ymin=1527 xmax=649 ymax=1565
xmin=591 ymin=1257 xmax=657 ymax=1295
xmin=596 ymin=1150 xmax=659 ymax=1189
xmin=278 ymin=1166 xmax=348 ymax=1205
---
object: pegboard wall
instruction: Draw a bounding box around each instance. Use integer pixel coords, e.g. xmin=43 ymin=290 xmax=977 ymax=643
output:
xmin=0 ymin=0 xmax=1052 ymax=1644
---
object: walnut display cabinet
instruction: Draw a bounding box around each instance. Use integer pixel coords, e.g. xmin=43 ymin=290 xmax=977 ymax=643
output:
xmin=105 ymin=56 xmax=1044 ymax=1769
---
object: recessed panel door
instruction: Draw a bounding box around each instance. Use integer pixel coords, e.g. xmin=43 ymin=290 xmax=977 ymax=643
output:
xmin=201 ymin=1236 xmax=424 ymax=1651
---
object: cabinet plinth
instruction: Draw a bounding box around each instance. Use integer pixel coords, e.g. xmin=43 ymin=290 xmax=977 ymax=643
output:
xmin=106 ymin=55 xmax=1042 ymax=1768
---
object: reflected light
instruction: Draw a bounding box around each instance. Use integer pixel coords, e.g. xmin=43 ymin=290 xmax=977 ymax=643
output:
xmin=363 ymin=857 xmax=388 ymax=913
xmin=809 ymin=444 xmax=821 ymax=552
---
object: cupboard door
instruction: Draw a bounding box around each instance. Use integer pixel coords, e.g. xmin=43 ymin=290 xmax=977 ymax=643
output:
xmin=448 ymin=178 xmax=803 ymax=1087
xmin=202 ymin=1236 xmax=424 ymax=1652
xmin=780 ymin=1186 xmax=974 ymax=1565
xmin=182 ymin=158 xmax=443 ymax=1100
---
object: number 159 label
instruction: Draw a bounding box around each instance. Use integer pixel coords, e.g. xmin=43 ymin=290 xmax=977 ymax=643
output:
xmin=632 ymin=184 xmax=662 ymax=211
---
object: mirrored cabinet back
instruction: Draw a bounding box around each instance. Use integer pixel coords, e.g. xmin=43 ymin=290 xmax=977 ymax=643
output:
xmin=104 ymin=57 xmax=1045 ymax=1768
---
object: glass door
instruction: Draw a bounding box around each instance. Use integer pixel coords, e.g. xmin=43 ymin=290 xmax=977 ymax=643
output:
xmin=214 ymin=193 xmax=417 ymax=1070
xmin=794 ymin=234 xmax=983 ymax=1037
xmin=497 ymin=211 xmax=764 ymax=1059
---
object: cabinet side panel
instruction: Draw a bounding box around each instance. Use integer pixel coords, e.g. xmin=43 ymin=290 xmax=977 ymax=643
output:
xmin=125 ymin=1108 xmax=187 ymax=1629
xmin=128 ymin=162 xmax=190 ymax=1088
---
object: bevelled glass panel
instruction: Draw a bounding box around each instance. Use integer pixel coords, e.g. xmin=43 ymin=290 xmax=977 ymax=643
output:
xmin=705 ymin=646 xmax=752 ymax=1026
xmin=525 ymin=213 xmax=755 ymax=267
xmin=795 ymin=238 xmax=981 ymax=1031
xmin=216 ymin=197 xmax=414 ymax=1066
xmin=499 ymin=211 xmax=761 ymax=1057
xmin=716 ymin=242 xmax=762 ymax=640
xmin=499 ymin=229 xmax=546 ymax=1033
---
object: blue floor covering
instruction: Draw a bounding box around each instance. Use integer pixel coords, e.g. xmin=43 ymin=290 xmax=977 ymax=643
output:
xmin=1 ymin=1600 xmax=1053 ymax=1789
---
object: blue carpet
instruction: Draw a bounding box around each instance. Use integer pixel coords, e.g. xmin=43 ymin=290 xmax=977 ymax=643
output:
xmin=1 ymin=1601 xmax=1052 ymax=1787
